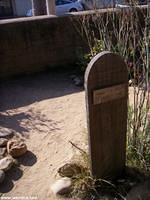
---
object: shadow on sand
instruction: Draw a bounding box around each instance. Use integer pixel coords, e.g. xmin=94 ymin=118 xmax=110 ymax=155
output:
xmin=0 ymin=151 xmax=37 ymax=193
xmin=0 ymin=111 xmax=61 ymax=138
xmin=18 ymin=150 xmax=37 ymax=166
xmin=0 ymin=70 xmax=83 ymax=112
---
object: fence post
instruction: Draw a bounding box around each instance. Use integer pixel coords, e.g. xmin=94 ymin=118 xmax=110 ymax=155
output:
xmin=85 ymin=51 xmax=128 ymax=179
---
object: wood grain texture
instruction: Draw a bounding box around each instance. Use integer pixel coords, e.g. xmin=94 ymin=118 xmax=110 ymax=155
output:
xmin=85 ymin=51 xmax=128 ymax=179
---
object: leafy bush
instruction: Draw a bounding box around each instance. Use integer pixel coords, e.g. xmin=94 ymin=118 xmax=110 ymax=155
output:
xmin=77 ymin=39 xmax=105 ymax=72
xmin=127 ymin=105 xmax=150 ymax=171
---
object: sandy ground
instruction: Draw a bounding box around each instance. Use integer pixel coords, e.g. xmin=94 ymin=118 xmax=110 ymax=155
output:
xmin=0 ymin=71 xmax=149 ymax=200
xmin=0 ymin=71 xmax=87 ymax=200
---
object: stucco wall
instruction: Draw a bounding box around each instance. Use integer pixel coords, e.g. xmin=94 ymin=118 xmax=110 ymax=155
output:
xmin=0 ymin=15 xmax=87 ymax=78
xmin=0 ymin=7 xmax=147 ymax=79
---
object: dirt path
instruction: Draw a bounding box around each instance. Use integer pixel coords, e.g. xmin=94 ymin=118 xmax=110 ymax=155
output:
xmin=0 ymin=70 xmax=145 ymax=200
xmin=0 ymin=71 xmax=87 ymax=200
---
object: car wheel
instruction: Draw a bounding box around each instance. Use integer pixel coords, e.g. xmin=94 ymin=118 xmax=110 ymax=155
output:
xmin=69 ymin=8 xmax=78 ymax=12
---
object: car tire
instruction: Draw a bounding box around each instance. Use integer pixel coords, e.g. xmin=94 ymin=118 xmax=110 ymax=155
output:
xmin=69 ymin=8 xmax=78 ymax=12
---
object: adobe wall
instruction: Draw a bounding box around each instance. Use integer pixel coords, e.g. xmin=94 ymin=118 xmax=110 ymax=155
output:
xmin=0 ymin=7 xmax=147 ymax=79
xmin=0 ymin=15 xmax=86 ymax=78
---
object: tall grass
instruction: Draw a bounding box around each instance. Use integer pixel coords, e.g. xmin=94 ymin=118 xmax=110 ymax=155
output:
xmin=74 ymin=4 xmax=149 ymax=171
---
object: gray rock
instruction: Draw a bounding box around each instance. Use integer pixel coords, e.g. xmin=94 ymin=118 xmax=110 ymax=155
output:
xmin=0 ymin=148 xmax=6 ymax=157
xmin=0 ymin=170 xmax=5 ymax=183
xmin=70 ymin=75 xmax=77 ymax=80
xmin=74 ymin=77 xmax=83 ymax=87
xmin=51 ymin=177 xmax=72 ymax=195
xmin=0 ymin=128 xmax=13 ymax=138
xmin=70 ymin=75 xmax=83 ymax=87
xmin=0 ymin=138 xmax=8 ymax=147
xmin=0 ymin=156 xmax=14 ymax=171
xmin=126 ymin=180 xmax=150 ymax=200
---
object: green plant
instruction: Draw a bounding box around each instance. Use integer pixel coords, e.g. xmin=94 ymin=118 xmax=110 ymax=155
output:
xmin=70 ymin=6 xmax=150 ymax=199
xmin=58 ymin=142 xmax=149 ymax=200
xmin=58 ymin=149 xmax=122 ymax=200
xmin=127 ymin=105 xmax=150 ymax=171
xmin=77 ymin=39 xmax=105 ymax=72
xmin=74 ymin=5 xmax=149 ymax=173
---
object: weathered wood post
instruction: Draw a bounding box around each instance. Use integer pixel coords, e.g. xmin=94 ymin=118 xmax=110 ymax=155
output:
xmin=85 ymin=52 xmax=128 ymax=179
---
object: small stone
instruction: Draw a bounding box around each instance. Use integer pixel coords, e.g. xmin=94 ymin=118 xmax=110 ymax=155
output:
xmin=51 ymin=177 xmax=72 ymax=195
xmin=0 ymin=148 xmax=6 ymax=157
xmin=70 ymin=75 xmax=83 ymax=87
xmin=128 ymin=79 xmax=133 ymax=86
xmin=129 ymin=182 xmax=136 ymax=187
xmin=0 ymin=128 xmax=13 ymax=138
xmin=70 ymin=75 xmax=77 ymax=80
xmin=126 ymin=181 xmax=150 ymax=200
xmin=74 ymin=77 xmax=83 ymax=87
xmin=0 ymin=170 xmax=5 ymax=183
xmin=0 ymin=138 xmax=8 ymax=147
xmin=117 ymin=179 xmax=126 ymax=183
xmin=125 ymin=167 xmax=146 ymax=182
xmin=0 ymin=156 xmax=14 ymax=171
xmin=58 ymin=163 xmax=82 ymax=178
xmin=7 ymin=139 xmax=27 ymax=158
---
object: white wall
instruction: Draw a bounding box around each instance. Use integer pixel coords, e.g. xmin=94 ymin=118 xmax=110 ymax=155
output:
xmin=15 ymin=0 xmax=31 ymax=16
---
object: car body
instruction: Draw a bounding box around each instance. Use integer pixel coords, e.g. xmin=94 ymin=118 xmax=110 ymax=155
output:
xmin=56 ymin=0 xmax=83 ymax=15
xmin=26 ymin=0 xmax=83 ymax=16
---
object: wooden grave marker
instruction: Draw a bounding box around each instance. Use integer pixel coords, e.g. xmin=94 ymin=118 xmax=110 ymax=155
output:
xmin=85 ymin=51 xmax=128 ymax=179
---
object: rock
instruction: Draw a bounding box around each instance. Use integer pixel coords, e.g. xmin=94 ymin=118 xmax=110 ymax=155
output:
xmin=125 ymin=166 xmax=148 ymax=182
xmin=0 ymin=170 xmax=5 ymax=183
xmin=58 ymin=163 xmax=82 ymax=178
xmin=0 ymin=128 xmax=13 ymax=138
xmin=0 ymin=156 xmax=14 ymax=171
xmin=117 ymin=179 xmax=126 ymax=183
xmin=128 ymin=79 xmax=133 ymax=86
xmin=0 ymin=138 xmax=8 ymax=147
xmin=74 ymin=77 xmax=83 ymax=87
xmin=51 ymin=177 xmax=72 ymax=195
xmin=7 ymin=140 xmax=27 ymax=158
xmin=0 ymin=148 xmax=6 ymax=157
xmin=129 ymin=182 xmax=136 ymax=187
xmin=70 ymin=75 xmax=83 ymax=87
xmin=126 ymin=180 xmax=150 ymax=200
xmin=70 ymin=75 xmax=77 ymax=80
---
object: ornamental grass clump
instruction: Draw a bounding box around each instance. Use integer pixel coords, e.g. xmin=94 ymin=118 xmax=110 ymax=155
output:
xmin=74 ymin=4 xmax=149 ymax=171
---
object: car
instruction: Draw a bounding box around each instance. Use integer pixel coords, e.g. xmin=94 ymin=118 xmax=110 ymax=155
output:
xmin=56 ymin=0 xmax=83 ymax=15
xmin=26 ymin=0 xmax=83 ymax=17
